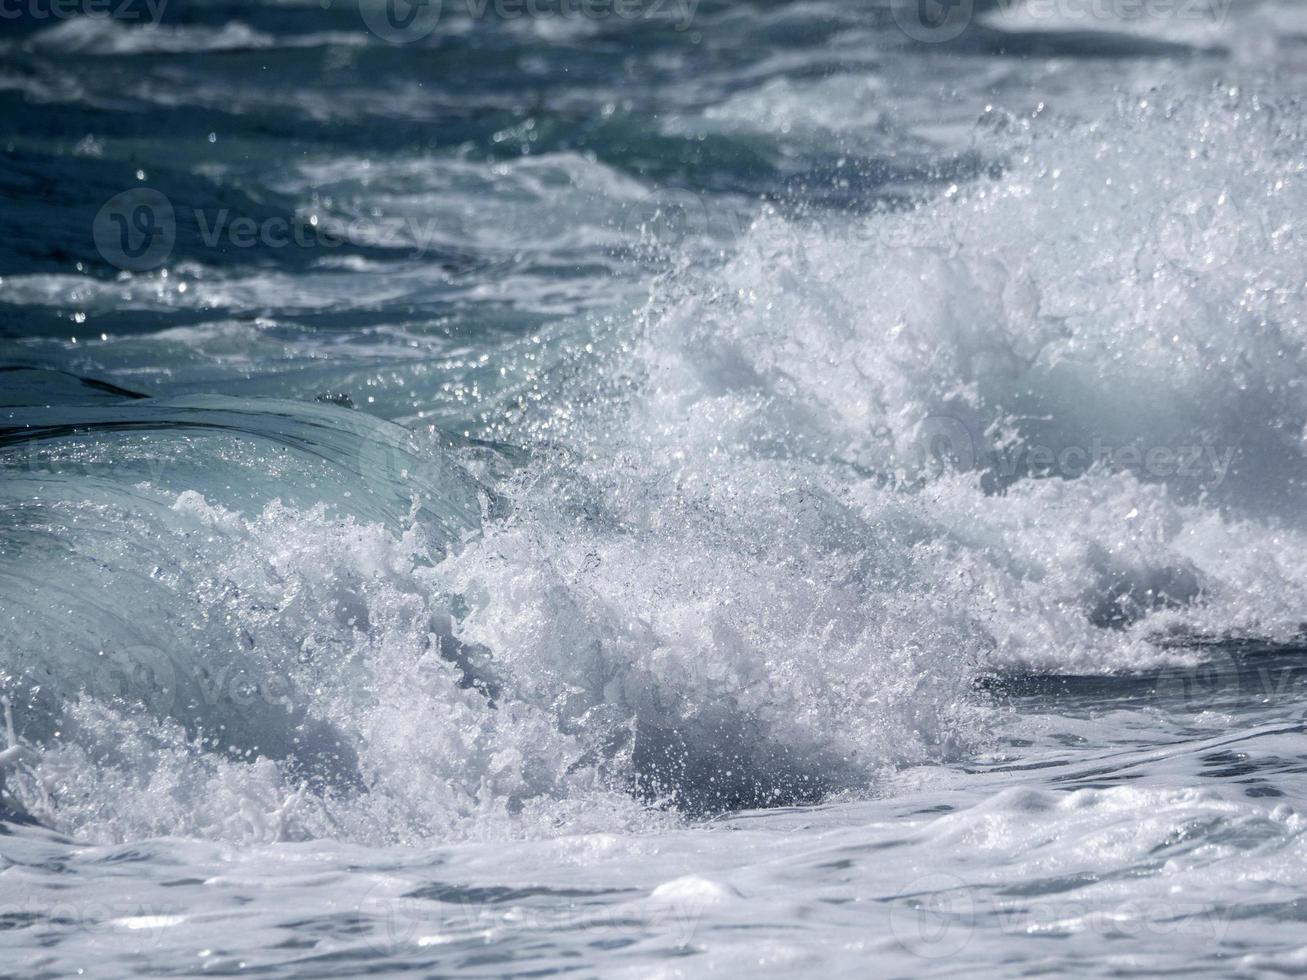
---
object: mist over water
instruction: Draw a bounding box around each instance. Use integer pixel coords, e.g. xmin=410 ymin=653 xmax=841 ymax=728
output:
xmin=4 ymin=0 xmax=1307 ymax=975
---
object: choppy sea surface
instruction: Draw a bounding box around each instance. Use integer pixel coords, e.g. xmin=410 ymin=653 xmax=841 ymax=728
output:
xmin=4 ymin=0 xmax=1307 ymax=975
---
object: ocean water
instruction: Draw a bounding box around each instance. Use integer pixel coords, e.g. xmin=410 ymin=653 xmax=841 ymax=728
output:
xmin=4 ymin=0 xmax=1307 ymax=975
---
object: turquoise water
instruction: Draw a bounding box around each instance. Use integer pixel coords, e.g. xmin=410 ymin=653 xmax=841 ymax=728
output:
xmin=5 ymin=1 xmax=1307 ymax=975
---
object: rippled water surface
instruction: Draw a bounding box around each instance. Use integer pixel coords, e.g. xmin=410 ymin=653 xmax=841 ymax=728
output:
xmin=4 ymin=0 xmax=1307 ymax=975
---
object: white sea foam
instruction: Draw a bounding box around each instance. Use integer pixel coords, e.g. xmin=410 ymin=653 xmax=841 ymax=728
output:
xmin=8 ymin=84 xmax=1307 ymax=847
